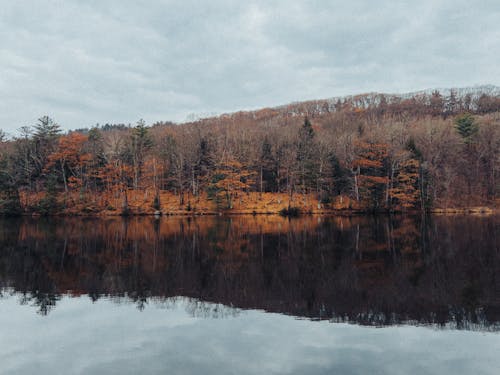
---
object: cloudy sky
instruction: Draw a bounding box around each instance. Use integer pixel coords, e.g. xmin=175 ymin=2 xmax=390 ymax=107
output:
xmin=1 ymin=0 xmax=499 ymax=133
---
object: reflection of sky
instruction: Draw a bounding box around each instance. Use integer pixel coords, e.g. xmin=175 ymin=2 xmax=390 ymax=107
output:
xmin=1 ymin=296 xmax=499 ymax=375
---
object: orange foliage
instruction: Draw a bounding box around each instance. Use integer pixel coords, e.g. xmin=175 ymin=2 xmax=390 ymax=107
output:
xmin=389 ymin=158 xmax=421 ymax=210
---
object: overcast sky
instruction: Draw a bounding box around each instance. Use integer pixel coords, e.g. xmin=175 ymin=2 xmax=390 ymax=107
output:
xmin=1 ymin=0 xmax=499 ymax=133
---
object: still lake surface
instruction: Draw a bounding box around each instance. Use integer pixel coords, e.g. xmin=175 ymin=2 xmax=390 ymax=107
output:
xmin=0 ymin=215 xmax=499 ymax=374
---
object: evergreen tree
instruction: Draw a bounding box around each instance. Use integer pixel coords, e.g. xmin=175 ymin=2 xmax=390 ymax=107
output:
xmin=32 ymin=116 xmax=61 ymax=177
xmin=259 ymin=137 xmax=277 ymax=192
xmin=296 ymin=117 xmax=318 ymax=194
xmin=86 ymin=127 xmax=107 ymax=191
xmin=330 ymin=154 xmax=351 ymax=196
xmin=0 ymin=156 xmax=22 ymax=215
xmin=454 ymin=113 xmax=478 ymax=144
xmin=34 ymin=115 xmax=61 ymax=141
xmin=193 ymin=137 xmax=214 ymax=195
xmin=36 ymin=173 xmax=60 ymax=215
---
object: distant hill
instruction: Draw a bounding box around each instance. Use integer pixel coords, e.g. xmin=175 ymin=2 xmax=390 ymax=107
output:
xmin=401 ymin=84 xmax=500 ymax=99
xmin=182 ymin=85 xmax=500 ymax=124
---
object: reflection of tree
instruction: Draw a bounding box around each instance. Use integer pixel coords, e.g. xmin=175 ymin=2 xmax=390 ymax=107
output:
xmin=129 ymin=290 xmax=151 ymax=311
xmin=185 ymin=298 xmax=241 ymax=319
xmin=0 ymin=215 xmax=498 ymax=330
xmin=19 ymin=291 xmax=60 ymax=315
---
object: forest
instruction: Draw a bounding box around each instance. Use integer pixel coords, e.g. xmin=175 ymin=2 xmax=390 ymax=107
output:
xmin=0 ymin=88 xmax=499 ymax=216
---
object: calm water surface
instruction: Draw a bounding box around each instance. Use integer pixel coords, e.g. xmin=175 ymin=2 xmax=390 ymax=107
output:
xmin=0 ymin=215 xmax=499 ymax=374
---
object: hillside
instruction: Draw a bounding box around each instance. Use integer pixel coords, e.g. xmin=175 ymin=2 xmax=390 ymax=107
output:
xmin=1 ymin=86 xmax=499 ymax=216
xmin=170 ymin=85 xmax=500 ymax=125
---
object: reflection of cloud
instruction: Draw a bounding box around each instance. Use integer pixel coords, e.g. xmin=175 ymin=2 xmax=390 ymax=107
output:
xmin=1 ymin=1 xmax=499 ymax=132
xmin=0 ymin=295 xmax=499 ymax=375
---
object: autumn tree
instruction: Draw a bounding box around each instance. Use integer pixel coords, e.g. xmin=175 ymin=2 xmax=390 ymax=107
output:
xmin=405 ymin=137 xmax=430 ymax=210
xmin=0 ymin=143 xmax=22 ymax=215
xmin=352 ymin=142 xmax=389 ymax=210
xmin=444 ymin=89 xmax=460 ymax=117
xmin=210 ymin=158 xmax=255 ymax=209
xmin=121 ymin=120 xmax=153 ymax=189
xmin=98 ymin=160 xmax=134 ymax=214
xmin=158 ymin=134 xmax=188 ymax=204
xmin=46 ymin=133 xmax=92 ymax=198
xmin=192 ymin=136 xmax=214 ymax=197
xmin=84 ymin=127 xmax=107 ymax=192
xmin=476 ymin=94 xmax=500 ymax=114
xmin=475 ymin=117 xmax=500 ymax=199
xmin=388 ymin=157 xmax=421 ymax=211
xmin=429 ymin=91 xmax=444 ymax=117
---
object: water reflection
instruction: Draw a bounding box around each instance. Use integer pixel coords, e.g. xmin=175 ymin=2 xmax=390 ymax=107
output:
xmin=2 ymin=296 xmax=498 ymax=375
xmin=0 ymin=215 xmax=499 ymax=330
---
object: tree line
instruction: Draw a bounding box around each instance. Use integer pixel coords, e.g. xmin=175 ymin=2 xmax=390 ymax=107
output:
xmin=0 ymin=90 xmax=499 ymax=215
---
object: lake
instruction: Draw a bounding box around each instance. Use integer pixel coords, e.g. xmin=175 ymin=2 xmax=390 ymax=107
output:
xmin=0 ymin=215 xmax=499 ymax=374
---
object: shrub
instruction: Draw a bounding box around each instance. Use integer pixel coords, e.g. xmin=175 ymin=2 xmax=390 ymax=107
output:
xmin=120 ymin=206 xmax=131 ymax=216
xmin=279 ymin=206 xmax=301 ymax=217
xmin=0 ymin=198 xmax=22 ymax=216
xmin=34 ymin=195 xmax=60 ymax=216
xmin=319 ymin=193 xmax=331 ymax=204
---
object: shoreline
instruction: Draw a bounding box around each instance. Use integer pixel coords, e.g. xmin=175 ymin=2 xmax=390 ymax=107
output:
xmin=5 ymin=191 xmax=498 ymax=218
xmin=5 ymin=206 xmax=497 ymax=218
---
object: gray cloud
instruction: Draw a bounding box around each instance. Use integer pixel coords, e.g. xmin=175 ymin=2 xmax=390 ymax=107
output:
xmin=0 ymin=0 xmax=499 ymax=133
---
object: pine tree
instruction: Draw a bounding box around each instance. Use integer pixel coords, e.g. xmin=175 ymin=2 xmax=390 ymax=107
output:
xmin=32 ymin=116 xmax=61 ymax=177
xmin=34 ymin=115 xmax=61 ymax=141
xmin=296 ymin=117 xmax=318 ymax=195
xmin=259 ymin=137 xmax=277 ymax=193
xmin=454 ymin=113 xmax=478 ymax=144
xmin=0 ymin=156 xmax=22 ymax=215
